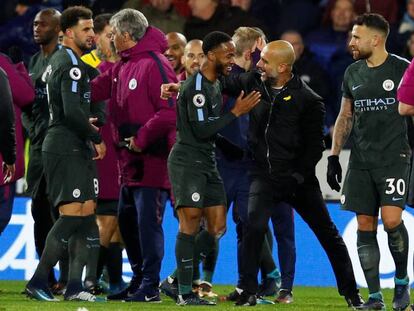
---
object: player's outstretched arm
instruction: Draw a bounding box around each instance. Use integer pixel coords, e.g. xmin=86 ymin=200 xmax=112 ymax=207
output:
xmin=230 ymin=90 xmax=261 ymax=117
xmin=160 ymin=82 xmax=181 ymax=99
xmin=190 ymin=90 xmax=261 ymax=140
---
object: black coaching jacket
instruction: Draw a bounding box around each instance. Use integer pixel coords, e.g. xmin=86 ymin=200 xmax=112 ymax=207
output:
xmin=221 ymin=70 xmax=326 ymax=182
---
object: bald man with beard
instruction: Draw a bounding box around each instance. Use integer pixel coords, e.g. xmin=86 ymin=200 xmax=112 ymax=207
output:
xmin=179 ymin=39 xmax=204 ymax=80
xmin=218 ymin=40 xmax=363 ymax=307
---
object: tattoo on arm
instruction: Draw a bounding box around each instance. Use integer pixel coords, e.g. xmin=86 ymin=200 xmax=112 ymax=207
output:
xmin=331 ymin=98 xmax=353 ymax=155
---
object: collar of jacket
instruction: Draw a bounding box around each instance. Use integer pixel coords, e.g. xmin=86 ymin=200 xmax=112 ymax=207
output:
xmin=261 ymin=72 xmax=302 ymax=100
xmin=119 ymin=26 xmax=168 ymax=62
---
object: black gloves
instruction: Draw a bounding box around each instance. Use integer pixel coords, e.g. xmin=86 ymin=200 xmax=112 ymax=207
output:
xmin=327 ymin=155 xmax=342 ymax=192
xmin=216 ymin=135 xmax=244 ymax=161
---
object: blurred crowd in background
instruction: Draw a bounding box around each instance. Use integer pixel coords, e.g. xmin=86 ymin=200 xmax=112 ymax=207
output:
xmin=1 ymin=0 xmax=414 ymax=142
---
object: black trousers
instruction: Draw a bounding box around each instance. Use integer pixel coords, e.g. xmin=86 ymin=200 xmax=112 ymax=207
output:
xmin=240 ymin=174 xmax=358 ymax=297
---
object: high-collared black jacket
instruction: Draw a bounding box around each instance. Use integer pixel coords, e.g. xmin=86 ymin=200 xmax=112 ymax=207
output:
xmin=221 ymin=70 xmax=326 ymax=181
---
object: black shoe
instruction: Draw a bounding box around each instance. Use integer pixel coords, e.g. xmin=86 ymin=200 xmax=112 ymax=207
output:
xmin=225 ymin=288 xmax=242 ymax=301
xmin=107 ymin=283 xmax=139 ymax=300
xmin=345 ymin=292 xmax=364 ymax=308
xmin=50 ymin=282 xmax=67 ymax=296
xmin=355 ymin=297 xmax=385 ymax=310
xmin=123 ymin=288 xmax=161 ymax=303
xmin=392 ymin=284 xmax=410 ymax=311
xmin=275 ymin=289 xmax=293 ymax=304
xmin=176 ymin=292 xmax=216 ymax=306
xmin=258 ymin=278 xmax=278 ymax=297
xmin=25 ymin=283 xmax=59 ymax=302
xmin=84 ymin=279 xmax=104 ymax=295
xmin=235 ymin=291 xmax=257 ymax=306
xmin=159 ymin=276 xmax=178 ymax=300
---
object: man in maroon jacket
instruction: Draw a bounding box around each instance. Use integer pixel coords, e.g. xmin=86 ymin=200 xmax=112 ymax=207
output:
xmin=91 ymin=9 xmax=177 ymax=302
xmin=0 ymin=54 xmax=35 ymax=234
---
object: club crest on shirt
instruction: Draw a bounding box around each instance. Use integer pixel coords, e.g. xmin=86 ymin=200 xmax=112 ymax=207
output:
xmin=72 ymin=188 xmax=81 ymax=198
xmin=382 ymin=79 xmax=394 ymax=91
xmin=192 ymin=93 xmax=205 ymax=107
xmin=69 ymin=67 xmax=81 ymax=81
xmin=129 ymin=78 xmax=137 ymax=90
xmin=191 ymin=192 xmax=200 ymax=202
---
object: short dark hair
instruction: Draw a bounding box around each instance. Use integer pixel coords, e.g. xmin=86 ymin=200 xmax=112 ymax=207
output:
xmin=60 ymin=6 xmax=93 ymax=33
xmin=354 ymin=13 xmax=389 ymax=37
xmin=202 ymin=31 xmax=232 ymax=55
xmin=94 ymin=13 xmax=112 ymax=34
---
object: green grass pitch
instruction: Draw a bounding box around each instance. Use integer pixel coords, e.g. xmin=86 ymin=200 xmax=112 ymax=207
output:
xmin=0 ymin=281 xmax=398 ymax=311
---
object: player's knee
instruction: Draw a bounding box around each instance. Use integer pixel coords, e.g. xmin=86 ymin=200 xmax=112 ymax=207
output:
xmin=179 ymin=220 xmax=200 ymax=235
xmin=383 ymin=218 xmax=402 ymax=231
xmin=357 ymin=215 xmax=376 ymax=231
xmin=210 ymin=225 xmax=226 ymax=239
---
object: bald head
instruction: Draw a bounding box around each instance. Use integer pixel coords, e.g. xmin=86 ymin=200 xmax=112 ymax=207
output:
xmin=166 ymin=32 xmax=187 ymax=47
xmin=256 ymin=40 xmax=295 ymax=86
xmin=165 ymin=32 xmax=187 ymax=73
xmin=36 ymin=8 xmax=61 ymax=27
xmin=264 ymin=40 xmax=295 ymax=67
xmin=184 ymin=39 xmax=202 ymax=54
xmin=33 ymin=8 xmax=61 ymax=45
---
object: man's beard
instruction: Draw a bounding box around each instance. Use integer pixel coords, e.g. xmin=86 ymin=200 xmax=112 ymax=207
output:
xmin=35 ymin=33 xmax=54 ymax=45
xmin=215 ymin=62 xmax=225 ymax=75
xmin=353 ymin=49 xmax=372 ymax=60
xmin=263 ymin=72 xmax=278 ymax=86
xmin=74 ymin=36 xmax=91 ymax=53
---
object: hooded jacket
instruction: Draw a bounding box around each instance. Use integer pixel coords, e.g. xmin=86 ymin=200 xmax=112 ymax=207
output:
xmin=91 ymin=26 xmax=177 ymax=189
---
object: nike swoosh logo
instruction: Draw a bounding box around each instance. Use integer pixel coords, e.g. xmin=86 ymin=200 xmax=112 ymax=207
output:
xmin=212 ymin=103 xmax=218 ymax=108
xmin=145 ymin=295 xmax=158 ymax=301
xmin=352 ymin=84 xmax=363 ymax=91
xmin=181 ymin=258 xmax=193 ymax=262
xmin=392 ymin=197 xmax=403 ymax=201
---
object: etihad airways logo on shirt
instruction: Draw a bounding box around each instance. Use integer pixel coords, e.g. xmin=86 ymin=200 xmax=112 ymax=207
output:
xmin=354 ymin=97 xmax=396 ymax=112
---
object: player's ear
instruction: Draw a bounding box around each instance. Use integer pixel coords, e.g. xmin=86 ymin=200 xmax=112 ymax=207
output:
xmin=371 ymin=34 xmax=381 ymax=47
xmin=207 ymin=50 xmax=216 ymax=62
xmin=65 ymin=28 xmax=74 ymax=39
xmin=243 ymin=49 xmax=251 ymax=61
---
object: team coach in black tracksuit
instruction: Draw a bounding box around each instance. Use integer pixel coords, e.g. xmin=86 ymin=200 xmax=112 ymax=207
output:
xmin=220 ymin=40 xmax=363 ymax=307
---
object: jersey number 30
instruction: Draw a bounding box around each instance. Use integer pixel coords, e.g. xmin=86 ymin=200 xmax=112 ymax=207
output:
xmin=385 ymin=178 xmax=405 ymax=195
